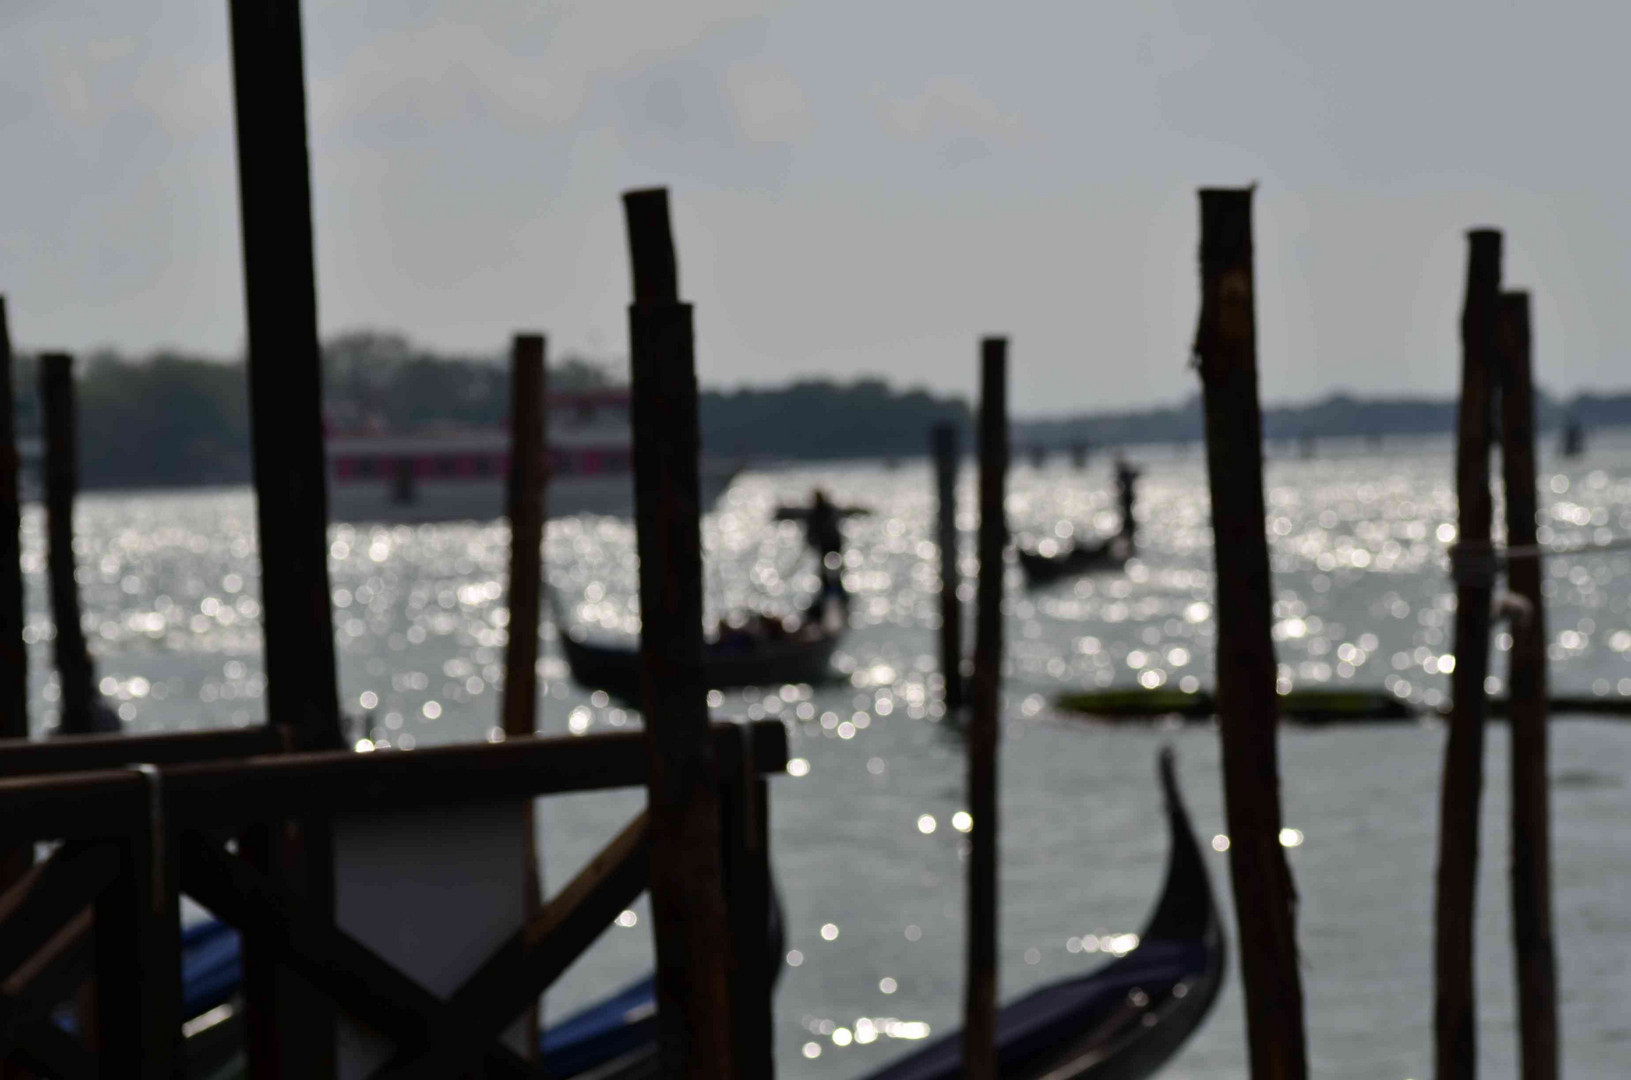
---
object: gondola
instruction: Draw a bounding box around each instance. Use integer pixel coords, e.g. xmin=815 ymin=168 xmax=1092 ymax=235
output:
xmin=552 ymin=591 xmax=844 ymax=700
xmin=859 ymin=747 xmax=1225 ymax=1080
xmin=1016 ymin=534 xmax=1130 ymax=588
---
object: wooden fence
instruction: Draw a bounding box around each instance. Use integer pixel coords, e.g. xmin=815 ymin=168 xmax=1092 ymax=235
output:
xmin=0 ymin=721 xmax=785 ymax=1077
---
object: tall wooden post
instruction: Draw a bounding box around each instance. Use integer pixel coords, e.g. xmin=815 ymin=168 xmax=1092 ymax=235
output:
xmin=1498 ymin=291 xmax=1556 ymax=1080
xmin=1435 ymin=229 xmax=1501 ymax=1080
xmin=229 ymin=4 xmax=340 ymax=1076
xmin=500 ymin=333 xmax=547 ymax=740
xmin=500 ymin=332 xmax=547 ymax=1055
xmin=623 ymin=187 xmax=737 ymax=1080
xmin=38 ymin=354 xmax=99 ymax=736
xmin=1193 ymin=188 xmax=1308 ymax=1080
xmin=227 ymin=0 xmax=341 ymax=752
xmin=0 ymin=300 xmax=24 ymax=748
xmin=933 ymin=422 xmax=964 ymax=711
xmin=964 ymin=337 xmax=1006 ymax=1080
xmin=0 ymin=300 xmax=29 ymax=933
xmin=0 ymin=313 xmax=27 ymax=1080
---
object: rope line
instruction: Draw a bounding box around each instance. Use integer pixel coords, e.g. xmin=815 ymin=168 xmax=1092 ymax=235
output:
xmin=1446 ymin=533 xmax=1631 ymax=580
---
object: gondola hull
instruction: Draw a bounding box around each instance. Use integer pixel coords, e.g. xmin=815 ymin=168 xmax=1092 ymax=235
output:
xmin=1017 ymin=539 xmax=1129 ymax=588
xmin=557 ymin=626 xmax=841 ymax=699
xmin=859 ymin=748 xmax=1224 ymax=1080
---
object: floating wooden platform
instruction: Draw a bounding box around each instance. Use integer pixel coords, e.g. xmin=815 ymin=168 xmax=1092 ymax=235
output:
xmin=1054 ymin=688 xmax=1631 ymax=723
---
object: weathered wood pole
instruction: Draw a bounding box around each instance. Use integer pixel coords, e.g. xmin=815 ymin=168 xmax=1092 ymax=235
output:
xmin=964 ymin=337 xmax=1006 ymax=1080
xmin=500 ymin=332 xmax=547 ymax=1055
xmin=0 ymin=300 xmax=29 ymax=935
xmin=1192 ymin=187 xmax=1308 ymax=1080
xmin=932 ymin=422 xmax=964 ymax=711
xmin=38 ymin=353 xmax=99 ymax=736
xmin=1498 ymin=290 xmax=1557 ymax=1080
xmin=228 ymin=3 xmax=341 ymax=1075
xmin=96 ymin=820 xmax=183 ymax=1076
xmin=623 ymin=187 xmax=738 ymax=1080
xmin=0 ymin=300 xmax=25 ymax=749
xmin=227 ymin=0 xmax=341 ymax=752
xmin=501 ymin=334 xmax=547 ymax=738
xmin=1435 ymin=228 xmax=1501 ymax=1080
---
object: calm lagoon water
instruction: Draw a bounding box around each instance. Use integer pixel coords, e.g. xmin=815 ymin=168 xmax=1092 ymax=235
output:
xmin=28 ymin=432 xmax=1631 ymax=1078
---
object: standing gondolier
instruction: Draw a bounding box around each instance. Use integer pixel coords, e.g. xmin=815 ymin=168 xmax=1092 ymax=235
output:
xmin=1115 ymin=455 xmax=1141 ymax=545
xmin=775 ymin=487 xmax=866 ymax=619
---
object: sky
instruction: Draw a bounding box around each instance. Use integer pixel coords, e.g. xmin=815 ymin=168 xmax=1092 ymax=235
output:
xmin=3 ymin=1 xmax=1629 ymax=415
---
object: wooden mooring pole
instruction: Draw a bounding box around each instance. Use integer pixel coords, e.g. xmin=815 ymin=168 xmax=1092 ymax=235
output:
xmin=964 ymin=337 xmax=1006 ymax=1080
xmin=1193 ymin=187 xmax=1308 ymax=1080
xmin=227 ymin=0 xmax=341 ymax=754
xmin=38 ymin=353 xmax=100 ymax=736
xmin=0 ymin=301 xmax=26 ymax=748
xmin=500 ymin=333 xmax=547 ymax=742
xmin=933 ymin=422 xmax=964 ymax=712
xmin=228 ymin=2 xmax=342 ymax=1075
xmin=623 ymin=187 xmax=739 ymax=1080
xmin=1435 ymin=228 xmax=1501 ymax=1080
xmin=1498 ymin=291 xmax=1557 ymax=1080
xmin=500 ymin=332 xmax=547 ymax=1055
xmin=0 ymin=300 xmax=29 ymax=915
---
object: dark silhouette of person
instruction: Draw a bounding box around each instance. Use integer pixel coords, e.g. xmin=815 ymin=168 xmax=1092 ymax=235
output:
xmin=800 ymin=488 xmax=857 ymax=622
xmin=805 ymin=488 xmax=844 ymax=568
xmin=1115 ymin=457 xmax=1141 ymax=545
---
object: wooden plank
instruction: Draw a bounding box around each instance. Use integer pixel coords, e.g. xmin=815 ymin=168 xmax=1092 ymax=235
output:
xmin=963 ymin=338 xmax=1006 ymax=1080
xmin=623 ymin=187 xmax=739 ymax=1080
xmin=366 ymin=811 xmax=650 ymax=1080
xmin=37 ymin=354 xmax=99 ymax=736
xmin=93 ymin=829 xmax=180 ymax=1079
xmin=1193 ymin=187 xmax=1308 ymax=1080
xmin=932 ymin=422 xmax=964 ymax=711
xmin=159 ymin=723 xmax=781 ymax=826
xmin=179 ymin=834 xmax=531 ymax=1080
xmin=0 ymin=908 xmax=93 ymax=1076
xmin=1435 ymin=228 xmax=1501 ymax=1080
xmin=0 ymin=843 xmax=117 ymax=977
xmin=0 ymin=724 xmax=786 ymax=841
xmin=1498 ymin=290 xmax=1557 ymax=1080
xmin=0 ymin=727 xmax=284 ymax=778
xmin=1 ymin=907 xmax=93 ymax=1008
xmin=0 ymin=772 xmax=146 ymax=846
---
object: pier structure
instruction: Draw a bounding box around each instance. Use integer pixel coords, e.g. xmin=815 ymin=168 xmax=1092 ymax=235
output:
xmin=0 ymin=3 xmax=785 ymax=1074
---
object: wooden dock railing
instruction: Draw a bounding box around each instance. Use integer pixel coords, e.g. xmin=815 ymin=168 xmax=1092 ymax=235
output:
xmin=0 ymin=721 xmax=786 ymax=1077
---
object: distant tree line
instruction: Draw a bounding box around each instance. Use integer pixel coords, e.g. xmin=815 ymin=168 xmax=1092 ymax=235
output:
xmin=8 ymin=332 xmax=1629 ymax=490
